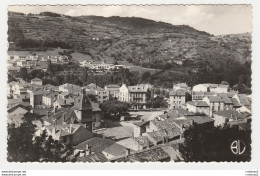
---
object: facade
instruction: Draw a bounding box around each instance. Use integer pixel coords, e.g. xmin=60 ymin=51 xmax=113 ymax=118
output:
xmin=31 ymin=78 xmax=42 ymax=86
xmin=169 ymin=89 xmax=186 ymax=109
xmin=53 ymin=92 xmax=76 ymax=109
xmin=104 ymin=84 xmax=120 ymax=98
xmin=30 ymin=90 xmax=50 ymax=108
xmin=42 ymin=92 xmax=59 ymax=107
xmin=85 ymin=83 xmax=109 ymax=103
xmin=119 ymin=84 xmax=154 ymax=108
xmin=186 ymin=101 xmax=210 ymax=115
xmin=203 ymin=96 xmax=225 ymax=117
xmin=192 ymin=91 xmax=214 ymax=101
xmin=17 ymin=60 xmax=37 ymax=68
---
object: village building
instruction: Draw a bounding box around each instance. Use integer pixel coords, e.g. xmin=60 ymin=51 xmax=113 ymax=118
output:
xmin=16 ymin=60 xmax=37 ymax=68
xmin=104 ymin=84 xmax=120 ymax=99
xmin=173 ymin=83 xmax=191 ymax=92
xmin=31 ymin=78 xmax=42 ymax=86
xmin=213 ymin=110 xmax=251 ymax=127
xmin=71 ymin=88 xmax=103 ymax=131
xmin=59 ymin=83 xmax=82 ymax=93
xmin=192 ymin=83 xmax=229 ymax=93
xmin=119 ymin=84 xmax=154 ymax=109
xmin=73 ymin=137 xmax=115 ymax=158
xmin=203 ymin=96 xmax=225 ymax=117
xmin=85 ymin=83 xmax=109 ymax=103
xmin=114 ymin=144 xmax=183 ymax=162
xmin=186 ymin=101 xmax=210 ymax=115
xmin=8 ymin=106 xmax=34 ymax=128
xmin=231 ymin=94 xmax=251 ymax=109
xmin=192 ymin=91 xmax=214 ymax=101
xmin=101 ymin=143 xmax=127 ymax=160
xmin=42 ymin=92 xmax=59 ymax=107
xmin=35 ymin=124 xmax=94 ymax=146
xmin=169 ymin=89 xmax=186 ymax=109
xmin=30 ymin=90 xmax=50 ymax=108
xmin=53 ymin=92 xmax=77 ymax=109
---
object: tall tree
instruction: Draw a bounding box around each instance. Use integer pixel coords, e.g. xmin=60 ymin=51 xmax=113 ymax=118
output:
xmin=47 ymin=60 xmax=54 ymax=75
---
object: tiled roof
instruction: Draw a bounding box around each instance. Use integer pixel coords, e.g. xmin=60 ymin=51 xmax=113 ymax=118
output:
xmin=77 ymin=152 xmax=108 ymax=162
xmin=169 ymin=89 xmax=186 ymax=96
xmin=74 ymin=137 xmax=115 ymax=153
xmin=102 ymin=143 xmax=126 ymax=157
xmin=42 ymin=108 xmax=77 ymax=124
xmin=45 ymin=124 xmax=84 ymax=136
xmin=45 ymin=92 xmax=59 ymax=98
xmin=185 ymin=115 xmax=214 ymax=124
xmin=158 ymin=108 xmax=192 ymax=120
xmin=237 ymin=94 xmax=251 ymax=106
xmin=8 ymin=107 xmax=28 ymax=117
xmin=134 ymin=136 xmax=151 ymax=147
xmin=133 ymin=121 xmax=149 ymax=127
xmin=214 ymin=110 xmax=248 ymax=120
xmin=187 ymin=101 xmax=209 ymax=107
xmin=217 ymin=93 xmax=233 ymax=104
xmin=231 ymin=98 xmax=241 ymax=107
xmin=207 ymin=96 xmax=225 ymax=102
xmin=115 ymin=146 xmax=170 ymax=162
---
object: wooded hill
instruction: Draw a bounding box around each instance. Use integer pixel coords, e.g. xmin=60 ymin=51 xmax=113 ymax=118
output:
xmin=8 ymin=11 xmax=251 ymax=69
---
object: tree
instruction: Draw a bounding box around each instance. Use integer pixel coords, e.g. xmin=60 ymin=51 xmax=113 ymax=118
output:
xmin=7 ymin=122 xmax=75 ymax=162
xmin=179 ymin=124 xmax=251 ymax=162
xmin=47 ymin=60 xmax=54 ymax=75
xmin=82 ymin=68 xmax=88 ymax=86
xmin=19 ymin=67 xmax=27 ymax=81
xmin=99 ymin=101 xmax=131 ymax=121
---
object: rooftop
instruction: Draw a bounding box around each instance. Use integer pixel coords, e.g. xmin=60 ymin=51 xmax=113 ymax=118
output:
xmin=169 ymin=89 xmax=186 ymax=96
xmin=187 ymin=101 xmax=209 ymax=107
xmin=102 ymin=143 xmax=126 ymax=157
xmin=214 ymin=110 xmax=249 ymax=120
xmin=74 ymin=137 xmax=115 ymax=153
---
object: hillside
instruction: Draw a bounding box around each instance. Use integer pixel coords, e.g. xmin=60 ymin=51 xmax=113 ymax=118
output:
xmin=8 ymin=11 xmax=251 ymax=69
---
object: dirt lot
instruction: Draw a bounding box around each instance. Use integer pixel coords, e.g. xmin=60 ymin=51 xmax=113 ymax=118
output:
xmin=96 ymin=110 xmax=164 ymax=141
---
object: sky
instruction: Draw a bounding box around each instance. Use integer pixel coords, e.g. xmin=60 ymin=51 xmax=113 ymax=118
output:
xmin=8 ymin=5 xmax=252 ymax=35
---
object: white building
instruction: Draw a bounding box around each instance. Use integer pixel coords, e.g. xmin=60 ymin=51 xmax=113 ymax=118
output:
xmin=192 ymin=84 xmax=229 ymax=93
xmin=169 ymin=89 xmax=186 ymax=109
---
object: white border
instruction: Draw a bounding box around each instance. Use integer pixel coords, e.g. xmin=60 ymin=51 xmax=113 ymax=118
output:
xmin=1 ymin=0 xmax=259 ymax=170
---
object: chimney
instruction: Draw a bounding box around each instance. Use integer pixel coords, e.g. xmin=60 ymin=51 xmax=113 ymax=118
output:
xmin=181 ymin=124 xmax=185 ymax=131
xmin=62 ymin=114 xmax=66 ymax=123
xmin=69 ymin=123 xmax=72 ymax=133
xmin=190 ymin=119 xmax=194 ymax=126
xmin=86 ymin=144 xmax=89 ymax=150
xmin=147 ymin=140 xmax=150 ymax=149
xmin=47 ymin=110 xmax=51 ymax=117
xmin=81 ymin=88 xmax=86 ymax=95
xmin=165 ymin=136 xmax=169 ymax=144
xmin=141 ymin=119 xmax=144 ymax=122
xmin=54 ymin=106 xmax=58 ymax=113
xmin=125 ymin=148 xmax=131 ymax=156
